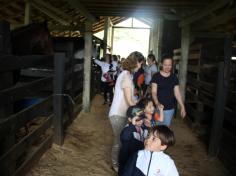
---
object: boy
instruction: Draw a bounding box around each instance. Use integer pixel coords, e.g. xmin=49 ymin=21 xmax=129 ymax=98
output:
xmin=122 ymin=125 xmax=179 ymax=176
xmin=118 ymin=106 xmax=149 ymax=175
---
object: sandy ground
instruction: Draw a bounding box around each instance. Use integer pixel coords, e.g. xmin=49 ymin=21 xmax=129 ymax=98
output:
xmin=27 ymin=94 xmax=231 ymax=176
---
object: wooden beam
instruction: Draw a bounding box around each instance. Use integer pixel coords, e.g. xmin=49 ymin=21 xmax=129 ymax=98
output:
xmin=82 ymin=21 xmax=93 ymax=112
xmin=0 ymin=115 xmax=52 ymax=165
xmin=103 ymin=17 xmax=109 ymax=57
xmin=83 ymin=1 xmax=207 ymax=7
xmin=0 ymin=77 xmax=53 ymax=106
xmin=208 ymin=36 xmax=232 ymax=156
xmin=24 ymin=0 xmax=31 ymax=25
xmin=13 ymin=134 xmax=53 ymax=176
xmin=195 ymin=6 xmax=236 ymax=31
xmin=48 ymin=24 xmax=84 ymax=32
xmin=157 ymin=18 xmax=164 ymax=62
xmin=68 ymin=0 xmax=96 ymax=22
xmin=0 ymin=55 xmax=53 ymax=71
xmin=179 ymin=0 xmax=232 ymax=27
xmin=191 ymin=32 xmax=227 ymax=38
xmin=32 ymin=0 xmax=82 ymax=25
xmin=31 ymin=1 xmax=70 ymax=25
xmin=179 ymin=25 xmax=190 ymax=101
xmin=53 ymin=53 xmax=66 ymax=145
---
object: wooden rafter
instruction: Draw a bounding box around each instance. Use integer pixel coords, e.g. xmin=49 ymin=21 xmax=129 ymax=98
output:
xmin=48 ymin=24 xmax=84 ymax=32
xmin=179 ymin=0 xmax=232 ymax=27
xmin=67 ymin=0 xmax=97 ymax=22
xmin=31 ymin=1 xmax=70 ymax=25
xmin=31 ymin=0 xmax=82 ymax=25
xmin=194 ymin=6 xmax=236 ymax=31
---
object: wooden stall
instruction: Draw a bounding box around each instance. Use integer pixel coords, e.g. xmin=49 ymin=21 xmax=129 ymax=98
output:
xmin=0 ymin=21 xmax=101 ymax=175
xmin=0 ymin=21 xmax=54 ymax=176
xmin=173 ymin=36 xmax=236 ymax=175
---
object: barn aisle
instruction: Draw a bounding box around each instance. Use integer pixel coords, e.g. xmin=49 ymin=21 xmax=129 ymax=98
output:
xmin=27 ymin=94 xmax=230 ymax=176
xmin=27 ymin=94 xmax=116 ymax=176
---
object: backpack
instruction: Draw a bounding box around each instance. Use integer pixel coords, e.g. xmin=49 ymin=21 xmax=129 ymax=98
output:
xmin=103 ymin=63 xmax=115 ymax=86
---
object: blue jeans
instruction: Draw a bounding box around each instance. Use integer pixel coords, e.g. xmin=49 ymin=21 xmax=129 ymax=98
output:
xmin=158 ymin=109 xmax=175 ymax=126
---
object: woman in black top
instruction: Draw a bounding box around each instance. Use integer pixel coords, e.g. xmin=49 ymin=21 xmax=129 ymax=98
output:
xmin=151 ymin=55 xmax=186 ymax=126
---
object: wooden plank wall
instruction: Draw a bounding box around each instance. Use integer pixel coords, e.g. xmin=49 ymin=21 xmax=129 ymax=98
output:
xmin=173 ymin=36 xmax=236 ymax=175
xmin=0 ymin=27 xmax=94 ymax=176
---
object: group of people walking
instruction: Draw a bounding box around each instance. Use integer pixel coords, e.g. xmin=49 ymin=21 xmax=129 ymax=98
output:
xmin=94 ymin=51 xmax=186 ymax=176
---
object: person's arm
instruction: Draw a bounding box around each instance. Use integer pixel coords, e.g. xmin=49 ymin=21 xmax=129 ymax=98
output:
xmin=94 ymin=59 xmax=104 ymax=67
xmin=150 ymin=65 xmax=158 ymax=77
xmin=122 ymin=73 xmax=137 ymax=106
xmin=166 ymin=160 xmax=179 ymax=176
xmin=174 ymin=85 xmax=186 ymax=118
xmin=151 ymin=83 xmax=163 ymax=109
xmin=158 ymin=105 xmax=164 ymax=122
xmin=123 ymin=87 xmax=136 ymax=106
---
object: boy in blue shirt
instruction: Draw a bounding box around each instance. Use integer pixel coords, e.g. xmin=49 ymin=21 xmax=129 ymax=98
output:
xmin=122 ymin=125 xmax=179 ymax=176
xmin=118 ymin=106 xmax=149 ymax=176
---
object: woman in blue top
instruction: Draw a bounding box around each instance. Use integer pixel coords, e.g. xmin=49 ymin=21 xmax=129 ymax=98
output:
xmin=151 ymin=55 xmax=186 ymax=126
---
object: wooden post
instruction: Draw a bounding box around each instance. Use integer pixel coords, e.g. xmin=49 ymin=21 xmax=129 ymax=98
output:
xmin=179 ymin=25 xmax=190 ymax=101
xmin=111 ymin=26 xmax=114 ymax=54
xmin=157 ymin=18 xmax=164 ymax=62
xmin=53 ymin=52 xmax=65 ymax=145
xmin=150 ymin=19 xmax=158 ymax=56
xmin=148 ymin=24 xmax=153 ymax=54
xmin=208 ymin=36 xmax=232 ymax=156
xmin=82 ymin=21 xmax=92 ymax=112
xmin=24 ymin=0 xmax=31 ymax=25
xmin=0 ymin=20 xmax=15 ymax=176
xmin=103 ymin=17 xmax=109 ymax=57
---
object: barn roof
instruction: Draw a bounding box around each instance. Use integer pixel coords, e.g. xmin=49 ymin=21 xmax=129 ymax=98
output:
xmin=0 ymin=0 xmax=235 ymax=36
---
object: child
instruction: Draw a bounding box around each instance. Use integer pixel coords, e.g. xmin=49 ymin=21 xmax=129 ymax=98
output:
xmin=118 ymin=106 xmax=149 ymax=175
xmin=122 ymin=125 xmax=179 ymax=176
xmin=138 ymin=98 xmax=164 ymax=127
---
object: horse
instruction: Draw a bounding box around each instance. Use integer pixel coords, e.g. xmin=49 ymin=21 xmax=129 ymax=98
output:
xmin=11 ymin=22 xmax=53 ymax=55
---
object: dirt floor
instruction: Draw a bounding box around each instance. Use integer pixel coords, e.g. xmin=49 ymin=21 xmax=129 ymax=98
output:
xmin=27 ymin=94 xmax=231 ymax=176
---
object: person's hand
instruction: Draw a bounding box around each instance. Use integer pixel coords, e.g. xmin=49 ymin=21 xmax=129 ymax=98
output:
xmin=143 ymin=119 xmax=151 ymax=128
xmin=180 ymin=106 xmax=186 ymax=118
xmin=156 ymin=103 xmax=164 ymax=111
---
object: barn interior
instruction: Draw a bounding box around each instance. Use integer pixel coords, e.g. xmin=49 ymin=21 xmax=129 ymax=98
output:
xmin=0 ymin=0 xmax=236 ymax=175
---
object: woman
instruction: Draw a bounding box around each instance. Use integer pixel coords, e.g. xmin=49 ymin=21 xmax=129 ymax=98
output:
xmin=144 ymin=53 xmax=158 ymax=96
xmin=151 ymin=55 xmax=186 ymax=126
xmin=109 ymin=51 xmax=144 ymax=172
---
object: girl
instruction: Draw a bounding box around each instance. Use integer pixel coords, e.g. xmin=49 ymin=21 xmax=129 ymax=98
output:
xmin=138 ymin=98 xmax=164 ymax=127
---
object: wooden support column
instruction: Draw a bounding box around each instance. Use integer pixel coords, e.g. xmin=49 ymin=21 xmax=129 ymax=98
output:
xmin=157 ymin=18 xmax=164 ymax=62
xmin=0 ymin=20 xmax=15 ymax=176
xmin=208 ymin=36 xmax=232 ymax=156
xmin=24 ymin=0 xmax=31 ymax=25
xmin=148 ymin=25 xmax=154 ymax=54
xmin=53 ymin=52 xmax=65 ymax=145
xmin=179 ymin=25 xmax=190 ymax=101
xmin=149 ymin=19 xmax=157 ymax=56
xmin=82 ymin=21 xmax=92 ymax=112
xmin=111 ymin=26 xmax=114 ymax=54
xmin=103 ymin=17 xmax=109 ymax=57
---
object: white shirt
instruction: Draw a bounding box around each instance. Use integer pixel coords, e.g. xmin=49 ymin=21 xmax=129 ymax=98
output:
xmin=94 ymin=59 xmax=110 ymax=82
xmin=136 ymin=150 xmax=179 ymax=176
xmin=109 ymin=70 xmax=134 ymax=117
xmin=111 ymin=60 xmax=118 ymax=71
xmin=144 ymin=64 xmax=158 ymax=85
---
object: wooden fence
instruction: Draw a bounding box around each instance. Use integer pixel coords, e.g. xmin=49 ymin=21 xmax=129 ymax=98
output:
xmin=173 ymin=36 xmax=236 ymax=175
